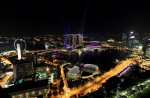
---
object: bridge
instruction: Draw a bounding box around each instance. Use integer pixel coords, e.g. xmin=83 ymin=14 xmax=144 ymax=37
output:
xmin=116 ymin=64 xmax=131 ymax=77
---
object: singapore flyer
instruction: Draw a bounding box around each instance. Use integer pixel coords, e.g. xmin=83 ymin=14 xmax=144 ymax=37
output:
xmin=14 ymin=39 xmax=27 ymax=51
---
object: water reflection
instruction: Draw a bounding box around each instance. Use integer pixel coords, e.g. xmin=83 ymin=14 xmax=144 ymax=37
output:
xmin=63 ymin=49 xmax=131 ymax=71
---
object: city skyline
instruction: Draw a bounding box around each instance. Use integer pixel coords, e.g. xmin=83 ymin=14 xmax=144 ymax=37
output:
xmin=0 ymin=0 xmax=150 ymax=36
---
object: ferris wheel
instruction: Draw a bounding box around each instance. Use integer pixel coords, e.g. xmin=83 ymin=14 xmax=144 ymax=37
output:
xmin=14 ymin=39 xmax=27 ymax=51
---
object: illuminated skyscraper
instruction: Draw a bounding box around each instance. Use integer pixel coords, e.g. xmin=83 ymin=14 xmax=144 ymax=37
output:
xmin=127 ymin=32 xmax=140 ymax=49
xmin=65 ymin=34 xmax=83 ymax=47
xmin=122 ymin=33 xmax=127 ymax=47
xmin=17 ymin=43 xmax=22 ymax=60
xmin=13 ymin=39 xmax=35 ymax=84
xmin=13 ymin=60 xmax=34 ymax=84
xmin=14 ymin=39 xmax=26 ymax=60
xmin=143 ymin=33 xmax=150 ymax=57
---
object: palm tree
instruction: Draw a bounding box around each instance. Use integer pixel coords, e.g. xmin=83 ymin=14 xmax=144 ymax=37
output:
xmin=102 ymin=86 xmax=106 ymax=98
xmin=116 ymin=78 xmax=124 ymax=97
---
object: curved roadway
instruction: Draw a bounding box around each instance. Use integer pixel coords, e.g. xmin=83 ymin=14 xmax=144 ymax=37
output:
xmin=0 ymin=57 xmax=13 ymax=88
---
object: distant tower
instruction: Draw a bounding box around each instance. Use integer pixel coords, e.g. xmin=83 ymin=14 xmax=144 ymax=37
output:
xmin=143 ymin=33 xmax=150 ymax=57
xmin=26 ymin=52 xmax=37 ymax=67
xmin=122 ymin=33 xmax=127 ymax=47
xmin=33 ymin=53 xmax=37 ymax=66
xmin=127 ymin=32 xmax=140 ymax=49
xmin=65 ymin=34 xmax=83 ymax=48
xmin=13 ymin=39 xmax=35 ymax=84
xmin=16 ymin=43 xmax=23 ymax=60
xmin=14 ymin=39 xmax=27 ymax=60
xmin=13 ymin=61 xmax=34 ymax=84
xmin=77 ymin=34 xmax=83 ymax=45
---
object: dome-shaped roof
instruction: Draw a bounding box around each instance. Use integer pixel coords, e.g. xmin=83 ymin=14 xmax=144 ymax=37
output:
xmin=68 ymin=66 xmax=80 ymax=75
xmin=84 ymin=64 xmax=99 ymax=69
xmin=67 ymin=66 xmax=81 ymax=80
xmin=83 ymin=64 xmax=100 ymax=74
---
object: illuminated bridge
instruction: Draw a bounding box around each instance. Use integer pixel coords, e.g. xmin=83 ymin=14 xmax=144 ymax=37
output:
xmin=116 ymin=64 xmax=132 ymax=77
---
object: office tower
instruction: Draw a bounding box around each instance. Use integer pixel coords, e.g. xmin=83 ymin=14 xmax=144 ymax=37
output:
xmin=65 ymin=34 xmax=83 ymax=47
xmin=26 ymin=53 xmax=37 ymax=67
xmin=17 ymin=43 xmax=22 ymax=60
xmin=13 ymin=60 xmax=34 ymax=84
xmin=122 ymin=33 xmax=127 ymax=47
xmin=127 ymin=32 xmax=140 ymax=49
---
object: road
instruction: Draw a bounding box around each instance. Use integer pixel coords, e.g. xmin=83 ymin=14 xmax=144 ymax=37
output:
xmin=0 ymin=74 xmax=13 ymax=88
xmin=59 ymin=59 xmax=136 ymax=98
xmin=0 ymin=57 xmax=13 ymax=69
xmin=0 ymin=57 xmax=13 ymax=88
xmin=59 ymin=66 xmax=71 ymax=98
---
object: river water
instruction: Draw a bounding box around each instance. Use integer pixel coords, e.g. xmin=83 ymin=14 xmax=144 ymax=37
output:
xmin=63 ymin=48 xmax=131 ymax=71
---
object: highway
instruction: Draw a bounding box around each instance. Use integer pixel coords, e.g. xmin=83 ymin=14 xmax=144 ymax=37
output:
xmin=59 ymin=59 xmax=136 ymax=98
xmin=0 ymin=74 xmax=13 ymax=88
xmin=60 ymin=66 xmax=71 ymax=98
xmin=0 ymin=57 xmax=13 ymax=69
xmin=0 ymin=57 xmax=13 ymax=88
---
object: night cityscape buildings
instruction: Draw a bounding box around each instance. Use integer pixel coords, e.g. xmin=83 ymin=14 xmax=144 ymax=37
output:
xmin=0 ymin=33 xmax=149 ymax=98
xmin=0 ymin=0 xmax=150 ymax=98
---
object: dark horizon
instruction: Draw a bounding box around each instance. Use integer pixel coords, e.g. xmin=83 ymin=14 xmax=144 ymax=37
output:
xmin=0 ymin=0 xmax=150 ymax=36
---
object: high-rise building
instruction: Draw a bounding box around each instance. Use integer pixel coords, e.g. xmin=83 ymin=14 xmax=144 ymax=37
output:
xmin=13 ymin=39 xmax=36 ymax=84
xmin=26 ymin=53 xmax=37 ymax=67
xmin=16 ymin=43 xmax=22 ymax=60
xmin=65 ymin=34 xmax=83 ymax=48
xmin=143 ymin=33 xmax=150 ymax=57
xmin=13 ymin=60 xmax=34 ymax=84
xmin=14 ymin=39 xmax=26 ymax=60
xmin=127 ymin=32 xmax=140 ymax=49
xmin=122 ymin=33 xmax=127 ymax=47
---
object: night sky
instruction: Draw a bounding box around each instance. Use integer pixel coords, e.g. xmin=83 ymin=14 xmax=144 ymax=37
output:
xmin=0 ymin=0 xmax=150 ymax=36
